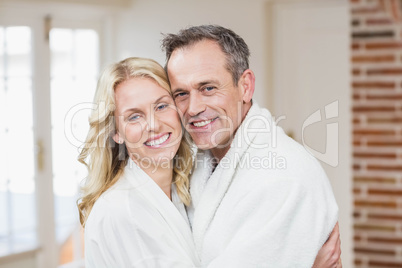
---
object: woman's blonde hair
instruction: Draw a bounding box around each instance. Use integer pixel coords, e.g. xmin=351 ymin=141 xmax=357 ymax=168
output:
xmin=77 ymin=57 xmax=193 ymax=227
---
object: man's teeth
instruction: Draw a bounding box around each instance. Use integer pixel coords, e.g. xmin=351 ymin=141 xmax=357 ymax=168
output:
xmin=193 ymin=119 xmax=212 ymax=127
xmin=145 ymin=133 xmax=170 ymax=146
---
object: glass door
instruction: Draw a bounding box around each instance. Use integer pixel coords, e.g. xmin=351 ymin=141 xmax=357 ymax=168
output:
xmin=49 ymin=24 xmax=100 ymax=266
xmin=0 ymin=25 xmax=37 ymax=256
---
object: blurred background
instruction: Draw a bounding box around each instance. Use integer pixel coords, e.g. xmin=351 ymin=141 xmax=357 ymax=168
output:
xmin=0 ymin=0 xmax=401 ymax=267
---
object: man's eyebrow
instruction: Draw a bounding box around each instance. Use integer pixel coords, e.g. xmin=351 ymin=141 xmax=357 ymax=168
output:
xmin=172 ymin=80 xmax=220 ymax=94
xmin=197 ymin=80 xmax=219 ymax=88
xmin=172 ymin=88 xmax=185 ymax=94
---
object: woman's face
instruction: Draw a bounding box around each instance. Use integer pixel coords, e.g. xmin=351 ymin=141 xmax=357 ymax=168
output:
xmin=113 ymin=77 xmax=182 ymax=168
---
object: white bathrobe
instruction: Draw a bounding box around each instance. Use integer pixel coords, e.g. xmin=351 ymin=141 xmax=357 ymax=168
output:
xmin=85 ymin=159 xmax=200 ymax=268
xmin=187 ymin=102 xmax=338 ymax=268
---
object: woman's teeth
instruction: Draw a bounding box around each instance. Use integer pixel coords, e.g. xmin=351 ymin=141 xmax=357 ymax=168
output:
xmin=145 ymin=133 xmax=170 ymax=147
xmin=193 ymin=119 xmax=212 ymax=127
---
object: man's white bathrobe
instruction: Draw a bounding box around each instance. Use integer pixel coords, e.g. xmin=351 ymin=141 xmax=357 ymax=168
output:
xmin=187 ymin=102 xmax=338 ymax=268
xmin=85 ymin=159 xmax=200 ymax=267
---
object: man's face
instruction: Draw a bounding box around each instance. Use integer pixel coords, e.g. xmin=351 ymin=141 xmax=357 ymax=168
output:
xmin=167 ymin=40 xmax=246 ymax=156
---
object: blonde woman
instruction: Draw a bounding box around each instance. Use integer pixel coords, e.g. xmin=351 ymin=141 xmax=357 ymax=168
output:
xmin=78 ymin=57 xmax=200 ymax=267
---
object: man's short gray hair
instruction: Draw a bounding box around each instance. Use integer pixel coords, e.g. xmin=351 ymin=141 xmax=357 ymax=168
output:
xmin=161 ymin=25 xmax=250 ymax=85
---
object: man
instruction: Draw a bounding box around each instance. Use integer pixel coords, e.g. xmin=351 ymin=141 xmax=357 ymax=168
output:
xmin=162 ymin=25 xmax=341 ymax=267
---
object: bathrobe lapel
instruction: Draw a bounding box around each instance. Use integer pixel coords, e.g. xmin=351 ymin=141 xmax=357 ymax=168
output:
xmin=190 ymin=105 xmax=266 ymax=254
xmin=124 ymin=160 xmax=199 ymax=263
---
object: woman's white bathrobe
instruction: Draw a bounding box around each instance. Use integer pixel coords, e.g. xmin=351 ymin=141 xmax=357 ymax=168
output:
xmin=85 ymin=159 xmax=200 ymax=268
xmin=187 ymin=102 xmax=338 ymax=268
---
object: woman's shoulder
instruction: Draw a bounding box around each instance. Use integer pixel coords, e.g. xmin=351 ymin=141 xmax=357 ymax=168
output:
xmin=87 ymin=177 xmax=137 ymax=223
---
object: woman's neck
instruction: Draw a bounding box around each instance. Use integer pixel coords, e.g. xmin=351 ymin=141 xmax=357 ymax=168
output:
xmin=137 ymin=160 xmax=174 ymax=200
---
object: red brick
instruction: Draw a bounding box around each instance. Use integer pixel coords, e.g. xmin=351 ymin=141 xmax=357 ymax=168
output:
xmin=354 ymin=176 xmax=396 ymax=183
xmin=366 ymin=18 xmax=393 ymax=25
xmin=353 ymin=129 xmax=396 ymax=135
xmin=353 ymin=140 xmax=362 ymax=146
xmin=368 ymin=214 xmax=402 ymax=221
xmin=354 ymin=223 xmax=396 ymax=231
xmin=366 ymin=93 xmax=402 ymax=100
xmin=368 ymin=188 xmax=402 ymax=195
xmin=369 ymin=260 xmax=402 ymax=267
xmin=352 ymin=81 xmax=395 ymax=89
xmin=354 ymin=187 xmax=362 ymax=194
xmin=354 ymin=152 xmax=397 ymax=159
xmin=368 ymin=117 xmax=402 ymax=124
xmin=390 ymin=0 xmax=401 ymax=21
xmin=366 ymin=42 xmax=402 ymax=50
xmin=353 ymin=105 xmax=395 ymax=112
xmin=354 ymin=247 xmax=395 ymax=255
xmin=352 ymin=7 xmax=382 ymax=14
xmin=353 ymin=163 xmax=361 ymax=170
xmin=353 ymin=93 xmax=361 ymax=99
xmin=367 ymin=68 xmax=402 ymax=75
xmin=352 ymin=43 xmax=361 ymax=50
xmin=354 ymin=200 xmax=397 ymax=208
xmin=352 ymin=69 xmax=361 ymax=76
xmin=367 ymin=140 xmax=402 ymax=147
xmin=367 ymin=164 xmax=402 ymax=171
xmin=352 ymin=30 xmax=394 ymax=39
xmin=352 ymin=55 xmax=395 ymax=63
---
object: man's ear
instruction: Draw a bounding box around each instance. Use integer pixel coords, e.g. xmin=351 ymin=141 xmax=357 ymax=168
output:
xmin=239 ymin=69 xmax=255 ymax=103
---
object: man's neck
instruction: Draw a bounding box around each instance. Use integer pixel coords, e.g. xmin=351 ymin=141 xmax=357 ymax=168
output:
xmin=209 ymin=101 xmax=253 ymax=162
xmin=210 ymin=146 xmax=231 ymax=162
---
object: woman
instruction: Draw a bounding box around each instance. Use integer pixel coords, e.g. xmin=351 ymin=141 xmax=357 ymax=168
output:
xmin=78 ymin=57 xmax=199 ymax=267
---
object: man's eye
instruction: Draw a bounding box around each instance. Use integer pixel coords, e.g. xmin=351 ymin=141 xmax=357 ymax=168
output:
xmin=174 ymin=92 xmax=187 ymax=99
xmin=204 ymin=86 xmax=215 ymax=92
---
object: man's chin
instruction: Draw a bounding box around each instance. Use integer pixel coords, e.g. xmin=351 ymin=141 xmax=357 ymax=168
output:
xmin=193 ymin=142 xmax=215 ymax=151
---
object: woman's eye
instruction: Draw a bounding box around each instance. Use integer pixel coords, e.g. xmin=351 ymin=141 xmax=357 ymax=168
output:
xmin=128 ymin=114 xmax=140 ymax=121
xmin=156 ymin=104 xmax=168 ymax=111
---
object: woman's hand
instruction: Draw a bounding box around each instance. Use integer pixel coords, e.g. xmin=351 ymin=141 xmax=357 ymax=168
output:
xmin=312 ymin=222 xmax=342 ymax=268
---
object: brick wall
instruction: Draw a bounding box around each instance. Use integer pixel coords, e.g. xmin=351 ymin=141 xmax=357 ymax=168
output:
xmin=351 ymin=0 xmax=402 ymax=267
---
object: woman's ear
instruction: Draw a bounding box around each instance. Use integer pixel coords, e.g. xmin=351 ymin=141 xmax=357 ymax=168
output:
xmin=112 ymin=132 xmax=122 ymax=144
xmin=239 ymin=69 xmax=255 ymax=103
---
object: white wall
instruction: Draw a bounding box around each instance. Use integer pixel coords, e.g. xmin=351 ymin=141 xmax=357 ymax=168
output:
xmin=113 ymin=0 xmax=271 ymax=109
xmin=270 ymin=0 xmax=352 ymax=267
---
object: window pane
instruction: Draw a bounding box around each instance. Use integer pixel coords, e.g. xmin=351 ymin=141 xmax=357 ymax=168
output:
xmin=0 ymin=27 xmax=4 ymax=77
xmin=50 ymin=29 xmax=73 ymax=78
xmin=50 ymin=28 xmax=98 ymax=246
xmin=75 ymin=29 xmax=98 ymax=78
xmin=11 ymin=193 xmax=36 ymax=234
xmin=0 ymin=192 xmax=7 ymax=237
xmin=5 ymin=77 xmax=35 ymax=194
xmin=0 ymin=76 xmax=6 ymax=194
xmin=0 ymin=26 xmax=36 ymax=255
xmin=6 ymin=27 xmax=31 ymax=77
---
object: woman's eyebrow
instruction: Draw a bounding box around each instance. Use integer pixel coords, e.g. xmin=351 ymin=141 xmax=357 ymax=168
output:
xmin=122 ymin=107 xmax=142 ymax=115
xmin=152 ymin=94 xmax=171 ymax=104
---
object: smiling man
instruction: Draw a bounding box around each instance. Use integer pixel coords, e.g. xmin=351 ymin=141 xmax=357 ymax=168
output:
xmin=162 ymin=25 xmax=341 ymax=267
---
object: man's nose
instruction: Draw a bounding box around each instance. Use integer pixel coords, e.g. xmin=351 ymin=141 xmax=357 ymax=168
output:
xmin=187 ymin=92 xmax=206 ymax=117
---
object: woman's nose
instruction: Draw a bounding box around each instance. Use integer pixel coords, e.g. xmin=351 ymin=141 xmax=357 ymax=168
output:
xmin=145 ymin=113 xmax=161 ymax=132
